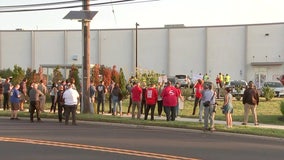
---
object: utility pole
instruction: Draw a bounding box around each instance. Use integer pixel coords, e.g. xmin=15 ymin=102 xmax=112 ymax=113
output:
xmin=82 ymin=0 xmax=90 ymax=113
xmin=135 ymin=22 xmax=139 ymax=78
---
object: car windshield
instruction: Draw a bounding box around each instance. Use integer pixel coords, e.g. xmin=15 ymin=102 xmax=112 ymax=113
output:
xmin=265 ymin=82 xmax=283 ymax=88
xmin=175 ymin=75 xmax=187 ymax=79
xmin=230 ymin=81 xmax=246 ymax=86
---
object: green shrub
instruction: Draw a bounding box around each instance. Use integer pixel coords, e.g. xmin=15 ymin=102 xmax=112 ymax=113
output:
xmin=280 ymin=101 xmax=284 ymax=116
xmin=181 ymin=88 xmax=192 ymax=99
xmin=262 ymin=86 xmax=274 ymax=101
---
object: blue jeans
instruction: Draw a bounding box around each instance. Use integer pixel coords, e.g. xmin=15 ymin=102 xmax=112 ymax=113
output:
xmin=112 ymin=96 xmax=121 ymax=114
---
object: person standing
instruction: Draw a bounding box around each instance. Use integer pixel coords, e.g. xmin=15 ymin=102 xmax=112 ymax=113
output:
xmin=89 ymin=80 xmax=96 ymax=114
xmin=131 ymin=82 xmax=142 ymax=119
xmin=141 ymin=82 xmax=147 ymax=114
xmin=224 ymin=73 xmax=231 ymax=85
xmin=3 ymin=78 xmax=12 ymax=110
xmin=242 ymin=81 xmax=259 ymax=126
xmin=222 ymin=87 xmax=234 ymax=128
xmin=49 ymin=83 xmax=58 ymax=113
xmin=63 ymin=84 xmax=80 ymax=125
xmin=202 ymin=84 xmax=216 ymax=131
xmin=10 ymin=84 xmax=21 ymax=120
xmin=29 ymin=83 xmax=44 ymax=122
xmin=111 ymin=83 xmax=122 ymax=116
xmin=192 ymin=79 xmax=203 ymax=115
xmin=38 ymin=79 xmax=47 ymax=112
xmin=57 ymin=84 xmax=65 ymax=123
xmin=156 ymin=82 xmax=164 ymax=117
xmin=96 ymin=81 xmax=106 ymax=114
xmin=144 ymin=83 xmax=158 ymax=121
xmin=19 ymin=78 xmax=27 ymax=111
xmin=126 ymin=81 xmax=133 ymax=115
xmin=108 ymin=81 xmax=115 ymax=114
xmin=0 ymin=80 xmax=3 ymax=109
xmin=161 ymin=81 xmax=179 ymax=121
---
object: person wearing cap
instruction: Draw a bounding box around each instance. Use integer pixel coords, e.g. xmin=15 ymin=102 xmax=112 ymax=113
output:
xmin=242 ymin=81 xmax=259 ymax=126
xmin=161 ymin=81 xmax=179 ymax=121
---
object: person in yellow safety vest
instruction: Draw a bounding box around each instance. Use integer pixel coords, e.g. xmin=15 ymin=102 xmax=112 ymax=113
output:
xmin=203 ymin=73 xmax=209 ymax=81
xmin=219 ymin=73 xmax=224 ymax=88
xmin=224 ymin=74 xmax=231 ymax=85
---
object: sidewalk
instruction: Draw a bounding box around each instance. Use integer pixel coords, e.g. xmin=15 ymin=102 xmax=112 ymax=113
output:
xmin=1 ymin=108 xmax=284 ymax=130
xmin=109 ymin=113 xmax=284 ymax=130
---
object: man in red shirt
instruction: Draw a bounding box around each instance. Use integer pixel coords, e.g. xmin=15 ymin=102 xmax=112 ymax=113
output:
xmin=161 ymin=81 xmax=178 ymax=121
xmin=192 ymin=79 xmax=203 ymax=115
xmin=144 ymin=83 xmax=158 ymax=121
xmin=131 ymin=82 xmax=142 ymax=119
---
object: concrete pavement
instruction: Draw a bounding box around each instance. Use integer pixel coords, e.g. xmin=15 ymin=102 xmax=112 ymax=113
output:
xmin=106 ymin=112 xmax=284 ymax=130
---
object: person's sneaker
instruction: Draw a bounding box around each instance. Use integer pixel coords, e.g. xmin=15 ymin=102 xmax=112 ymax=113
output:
xmin=10 ymin=118 xmax=14 ymax=120
xmin=210 ymin=128 xmax=216 ymax=131
xmin=254 ymin=123 xmax=259 ymax=126
xmin=241 ymin=122 xmax=247 ymax=125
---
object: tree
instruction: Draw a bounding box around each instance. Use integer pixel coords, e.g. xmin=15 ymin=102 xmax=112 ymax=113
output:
xmin=69 ymin=64 xmax=81 ymax=92
xmin=52 ymin=66 xmax=63 ymax=84
xmin=11 ymin=65 xmax=25 ymax=85
xmin=119 ymin=68 xmax=127 ymax=99
xmin=91 ymin=64 xmax=100 ymax=85
xmin=0 ymin=68 xmax=13 ymax=80
xmin=111 ymin=65 xmax=119 ymax=84
xmin=103 ymin=66 xmax=112 ymax=87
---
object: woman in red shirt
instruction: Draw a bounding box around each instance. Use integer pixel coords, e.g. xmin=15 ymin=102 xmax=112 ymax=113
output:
xmin=161 ymin=81 xmax=179 ymax=121
xmin=192 ymin=79 xmax=203 ymax=115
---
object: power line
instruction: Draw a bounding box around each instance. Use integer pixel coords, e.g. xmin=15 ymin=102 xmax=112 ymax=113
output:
xmin=0 ymin=0 xmax=159 ymax=13
xmin=0 ymin=0 xmax=96 ymax=9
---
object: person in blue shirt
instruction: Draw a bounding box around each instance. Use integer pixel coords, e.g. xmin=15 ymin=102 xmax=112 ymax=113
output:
xmin=10 ymin=84 xmax=21 ymax=120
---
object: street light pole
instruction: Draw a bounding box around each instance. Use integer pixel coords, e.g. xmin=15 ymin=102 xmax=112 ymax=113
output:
xmin=135 ymin=22 xmax=139 ymax=78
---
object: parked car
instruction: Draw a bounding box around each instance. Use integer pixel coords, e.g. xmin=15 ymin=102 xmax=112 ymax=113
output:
xmin=166 ymin=76 xmax=176 ymax=85
xmin=225 ymin=80 xmax=248 ymax=97
xmin=262 ymin=81 xmax=284 ymax=97
xmin=175 ymin=75 xmax=190 ymax=88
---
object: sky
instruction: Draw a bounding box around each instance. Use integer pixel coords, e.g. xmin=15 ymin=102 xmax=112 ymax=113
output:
xmin=0 ymin=0 xmax=284 ymax=30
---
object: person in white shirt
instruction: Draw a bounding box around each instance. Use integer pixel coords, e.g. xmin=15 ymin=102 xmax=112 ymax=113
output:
xmin=63 ymin=83 xmax=80 ymax=125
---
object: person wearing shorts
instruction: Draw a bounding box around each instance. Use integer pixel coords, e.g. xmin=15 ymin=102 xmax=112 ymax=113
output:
xmin=10 ymin=84 xmax=21 ymax=120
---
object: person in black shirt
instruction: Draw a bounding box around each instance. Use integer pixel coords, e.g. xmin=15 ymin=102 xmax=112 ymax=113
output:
xmin=96 ymin=81 xmax=106 ymax=114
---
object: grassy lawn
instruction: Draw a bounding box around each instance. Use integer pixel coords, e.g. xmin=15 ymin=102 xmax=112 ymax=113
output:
xmin=1 ymin=94 xmax=284 ymax=138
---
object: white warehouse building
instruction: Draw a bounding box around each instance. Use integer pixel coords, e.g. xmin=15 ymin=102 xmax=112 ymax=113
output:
xmin=0 ymin=22 xmax=284 ymax=88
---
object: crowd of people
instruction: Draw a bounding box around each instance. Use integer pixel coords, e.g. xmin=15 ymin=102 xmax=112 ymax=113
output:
xmin=0 ymin=74 xmax=260 ymax=130
xmin=0 ymin=77 xmax=80 ymax=125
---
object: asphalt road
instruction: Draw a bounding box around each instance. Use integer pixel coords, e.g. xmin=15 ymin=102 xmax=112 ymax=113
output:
xmin=0 ymin=117 xmax=283 ymax=160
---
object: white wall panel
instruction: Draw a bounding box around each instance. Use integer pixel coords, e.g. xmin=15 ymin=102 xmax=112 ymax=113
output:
xmin=1 ymin=32 xmax=32 ymax=69
xmin=34 ymin=31 xmax=65 ymax=68
xmin=100 ymin=30 xmax=133 ymax=75
xmin=65 ymin=31 xmax=82 ymax=65
xmin=137 ymin=29 xmax=168 ymax=75
xmin=207 ymin=26 xmax=246 ymax=80
xmin=168 ymin=28 xmax=206 ymax=77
